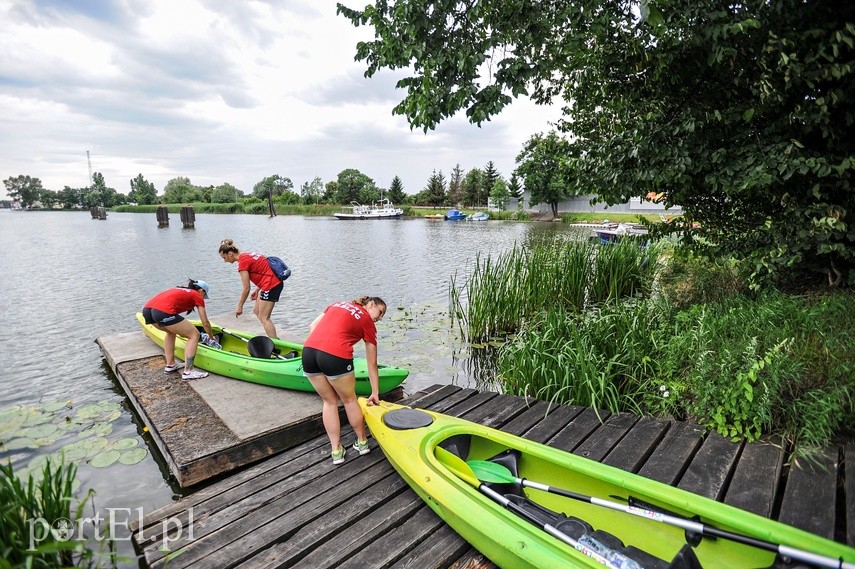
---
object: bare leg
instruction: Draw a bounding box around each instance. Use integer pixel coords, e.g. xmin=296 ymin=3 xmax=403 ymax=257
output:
xmin=254 ymin=299 xmax=278 ymax=339
xmin=330 ymin=373 xmax=366 ymax=442
xmin=162 ymin=320 xmax=201 ymax=372
xmin=161 ymin=328 xmax=177 ymax=366
xmin=307 ymin=374 xmax=342 ymax=450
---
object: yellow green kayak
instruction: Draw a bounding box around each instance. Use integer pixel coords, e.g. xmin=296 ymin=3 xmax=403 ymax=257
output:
xmin=360 ymin=399 xmax=855 ymax=569
xmin=135 ymin=312 xmax=408 ymax=395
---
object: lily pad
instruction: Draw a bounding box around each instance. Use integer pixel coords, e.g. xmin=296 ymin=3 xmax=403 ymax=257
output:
xmin=90 ymin=449 xmax=121 ymax=468
xmin=42 ymin=400 xmax=70 ymax=413
xmin=111 ymin=438 xmax=139 ymax=450
xmin=3 ymin=437 xmax=37 ymax=451
xmin=118 ymin=447 xmax=147 ymax=465
xmin=21 ymin=423 xmax=59 ymax=439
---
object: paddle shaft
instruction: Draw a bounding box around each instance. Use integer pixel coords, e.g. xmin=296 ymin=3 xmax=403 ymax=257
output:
xmin=478 ymin=484 xmax=625 ymax=569
xmin=519 ymin=477 xmax=853 ymax=569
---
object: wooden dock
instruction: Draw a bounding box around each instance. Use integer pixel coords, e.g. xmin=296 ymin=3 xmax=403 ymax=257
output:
xmin=131 ymin=384 xmax=854 ymax=568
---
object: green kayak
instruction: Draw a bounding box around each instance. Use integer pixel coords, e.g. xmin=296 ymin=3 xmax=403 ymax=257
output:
xmin=361 ymin=399 xmax=855 ymax=569
xmin=135 ymin=312 xmax=408 ymax=395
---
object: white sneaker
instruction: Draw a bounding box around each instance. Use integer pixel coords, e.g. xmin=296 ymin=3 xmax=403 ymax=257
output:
xmin=181 ymin=369 xmax=208 ymax=380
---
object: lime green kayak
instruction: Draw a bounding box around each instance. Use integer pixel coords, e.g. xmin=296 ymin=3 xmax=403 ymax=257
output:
xmin=360 ymin=399 xmax=855 ymax=569
xmin=135 ymin=313 xmax=408 ymax=395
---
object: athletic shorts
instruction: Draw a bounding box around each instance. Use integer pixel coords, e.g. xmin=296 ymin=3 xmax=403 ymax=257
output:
xmin=259 ymin=282 xmax=284 ymax=302
xmin=142 ymin=307 xmax=185 ymax=326
xmin=302 ymin=346 xmax=354 ymax=379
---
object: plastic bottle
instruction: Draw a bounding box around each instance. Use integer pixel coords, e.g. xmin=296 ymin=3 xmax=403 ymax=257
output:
xmin=577 ymin=534 xmax=644 ymax=569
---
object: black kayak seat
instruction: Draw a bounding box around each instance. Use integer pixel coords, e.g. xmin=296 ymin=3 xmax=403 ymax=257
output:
xmin=247 ymin=335 xmax=276 ymax=359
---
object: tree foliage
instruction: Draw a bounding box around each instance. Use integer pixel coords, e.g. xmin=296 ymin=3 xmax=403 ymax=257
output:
xmin=423 ymin=169 xmax=447 ymax=206
xmin=338 ymin=0 xmax=855 ymax=286
xmin=335 ymin=169 xmax=375 ymax=204
xmin=3 ymin=175 xmax=44 ymax=208
xmin=515 ymin=132 xmax=578 ymax=218
xmin=461 ymin=168 xmax=484 ymax=207
xmin=129 ymin=173 xmax=157 ymax=205
xmin=387 ymin=175 xmax=407 ymax=204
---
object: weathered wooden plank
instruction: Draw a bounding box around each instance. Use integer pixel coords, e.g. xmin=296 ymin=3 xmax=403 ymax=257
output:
xmin=678 ymin=430 xmax=742 ymax=501
xmin=333 ymin=505 xmax=448 ymax=569
xmin=778 ymin=446 xmax=839 ymax=540
xmin=547 ymin=407 xmax=611 ymax=452
xmin=148 ymin=454 xmax=389 ymax=568
xmin=387 ymin=524 xmax=472 ymax=569
xmin=463 ymin=393 xmax=530 ymax=429
xmin=603 ymin=417 xmax=670 ymax=473
xmin=443 ymin=389 xmax=501 ymax=418
xmin=846 ymin=444 xmax=855 ymax=547
xmin=416 ymin=386 xmax=478 ymax=414
xmin=637 ymin=420 xmax=704 ymax=485
xmin=407 ymin=384 xmax=462 ymax=409
xmin=521 ymin=403 xmax=584 ymax=443
xmin=133 ymin=435 xmax=328 ymax=538
xmin=448 ymin=550 xmax=496 ymax=569
xmin=500 ymin=399 xmax=552 ymax=436
xmin=573 ymin=412 xmax=639 ymax=463
xmin=245 ymin=476 xmax=421 ymax=568
xmin=724 ymin=438 xmax=784 ymax=518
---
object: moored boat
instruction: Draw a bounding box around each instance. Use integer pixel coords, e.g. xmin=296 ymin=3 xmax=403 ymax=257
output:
xmin=360 ymin=399 xmax=855 ymax=569
xmin=593 ymin=222 xmax=649 ymax=244
xmin=135 ymin=313 xmax=408 ymax=394
xmin=444 ymin=209 xmax=467 ymax=221
xmin=468 ymin=212 xmax=489 ymax=221
xmin=333 ymin=198 xmax=403 ymax=220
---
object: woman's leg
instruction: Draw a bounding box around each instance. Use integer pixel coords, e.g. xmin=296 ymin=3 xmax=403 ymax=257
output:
xmin=154 ymin=324 xmax=177 ymax=366
xmin=254 ymin=299 xmax=278 ymax=339
xmin=329 ymin=374 xmax=367 ymax=442
xmin=163 ymin=320 xmax=201 ymax=371
xmin=307 ymin=374 xmax=343 ymax=450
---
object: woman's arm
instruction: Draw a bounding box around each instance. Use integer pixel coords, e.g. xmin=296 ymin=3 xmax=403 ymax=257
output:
xmin=364 ymin=341 xmax=380 ymax=405
xmin=235 ymin=270 xmax=251 ymax=316
xmin=197 ymin=305 xmax=215 ymax=338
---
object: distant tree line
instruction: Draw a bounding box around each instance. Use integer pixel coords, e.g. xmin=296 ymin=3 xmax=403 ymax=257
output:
xmin=3 ymin=159 xmax=529 ymax=211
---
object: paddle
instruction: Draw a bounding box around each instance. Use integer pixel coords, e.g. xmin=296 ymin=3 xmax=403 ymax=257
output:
xmin=434 ymin=447 xmax=627 ymax=569
xmin=468 ymin=460 xmax=854 ymax=569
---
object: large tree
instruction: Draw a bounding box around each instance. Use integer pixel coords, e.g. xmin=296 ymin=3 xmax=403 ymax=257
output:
xmin=334 ymin=169 xmax=375 ymax=204
xmin=3 ymin=175 xmax=44 ymax=208
xmin=516 ymin=132 xmax=578 ymax=218
xmin=129 ymin=173 xmax=157 ymax=205
xmin=338 ymin=1 xmax=855 ymax=286
xmin=387 ymin=175 xmax=407 ymax=205
xmin=423 ymin=170 xmax=447 ymax=207
xmin=447 ymin=164 xmax=464 ymax=206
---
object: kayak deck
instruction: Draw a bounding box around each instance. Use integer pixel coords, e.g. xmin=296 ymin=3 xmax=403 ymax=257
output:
xmin=130 ymin=385 xmax=855 ymax=569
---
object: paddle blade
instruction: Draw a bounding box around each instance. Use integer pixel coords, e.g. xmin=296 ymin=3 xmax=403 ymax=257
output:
xmin=435 ymin=446 xmax=480 ymax=487
xmin=468 ymin=460 xmax=518 ymax=484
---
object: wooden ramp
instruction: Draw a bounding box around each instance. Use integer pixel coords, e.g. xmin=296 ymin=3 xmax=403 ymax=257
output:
xmin=131 ymin=385 xmax=854 ymax=568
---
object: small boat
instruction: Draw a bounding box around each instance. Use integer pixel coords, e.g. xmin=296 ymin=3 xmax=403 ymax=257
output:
xmin=135 ymin=313 xmax=408 ymax=394
xmin=333 ymin=198 xmax=403 ymax=220
xmin=593 ymin=222 xmax=649 ymax=244
xmin=361 ymin=399 xmax=855 ymax=569
xmin=468 ymin=212 xmax=489 ymax=221
xmin=444 ymin=209 xmax=467 ymax=221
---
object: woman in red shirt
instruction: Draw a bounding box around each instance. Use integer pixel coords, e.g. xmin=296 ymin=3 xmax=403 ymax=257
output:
xmin=218 ymin=239 xmax=283 ymax=338
xmin=142 ymin=279 xmax=214 ymax=380
xmin=302 ymin=296 xmax=385 ymax=464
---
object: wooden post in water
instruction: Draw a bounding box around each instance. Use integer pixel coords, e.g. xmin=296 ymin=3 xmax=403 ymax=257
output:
xmin=156 ymin=205 xmax=169 ymax=227
xmin=90 ymin=206 xmax=98 ymax=219
xmin=91 ymin=206 xmax=107 ymax=220
xmin=180 ymin=205 xmax=195 ymax=228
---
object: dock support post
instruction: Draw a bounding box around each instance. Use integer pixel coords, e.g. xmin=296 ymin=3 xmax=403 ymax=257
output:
xmin=156 ymin=205 xmax=169 ymax=227
xmin=180 ymin=205 xmax=195 ymax=228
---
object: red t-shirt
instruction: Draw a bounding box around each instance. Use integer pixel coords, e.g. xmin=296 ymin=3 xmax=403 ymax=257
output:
xmin=238 ymin=252 xmax=281 ymax=291
xmin=144 ymin=288 xmax=205 ymax=314
xmin=304 ymin=302 xmax=378 ymax=359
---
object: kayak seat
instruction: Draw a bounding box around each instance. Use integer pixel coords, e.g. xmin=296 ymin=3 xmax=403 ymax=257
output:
xmin=438 ymin=434 xmax=471 ymax=460
xmin=247 ymin=336 xmax=276 ymax=359
xmin=485 ymin=448 xmax=524 ymax=497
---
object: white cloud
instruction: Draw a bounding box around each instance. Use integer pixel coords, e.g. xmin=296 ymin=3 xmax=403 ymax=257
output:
xmin=0 ymin=0 xmax=560 ymax=197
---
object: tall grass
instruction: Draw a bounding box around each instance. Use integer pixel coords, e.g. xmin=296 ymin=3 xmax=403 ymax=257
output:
xmin=496 ymin=290 xmax=855 ymax=451
xmin=1 ymin=459 xmax=117 ymax=568
xmin=450 ymin=238 xmax=658 ymax=342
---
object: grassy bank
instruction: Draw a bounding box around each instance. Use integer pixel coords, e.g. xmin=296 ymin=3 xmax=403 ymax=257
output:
xmin=451 ymin=239 xmax=855 ymax=453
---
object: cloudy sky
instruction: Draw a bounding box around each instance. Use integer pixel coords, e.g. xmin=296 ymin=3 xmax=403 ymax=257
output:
xmin=0 ymin=0 xmax=561 ymax=199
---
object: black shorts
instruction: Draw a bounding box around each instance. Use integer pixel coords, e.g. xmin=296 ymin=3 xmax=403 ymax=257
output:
xmin=142 ymin=307 xmax=185 ymax=326
xmin=259 ymin=282 xmax=284 ymax=302
xmin=302 ymin=346 xmax=354 ymax=379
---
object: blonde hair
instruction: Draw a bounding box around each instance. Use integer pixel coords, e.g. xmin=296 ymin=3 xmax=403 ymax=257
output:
xmin=218 ymin=239 xmax=239 ymax=254
xmin=352 ymin=296 xmax=386 ymax=309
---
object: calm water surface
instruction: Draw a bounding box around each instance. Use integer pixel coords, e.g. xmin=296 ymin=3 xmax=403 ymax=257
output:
xmin=0 ymin=210 xmax=584 ymax=562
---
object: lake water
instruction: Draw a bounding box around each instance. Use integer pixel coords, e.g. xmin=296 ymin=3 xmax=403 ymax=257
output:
xmin=0 ymin=210 xmax=585 ymax=562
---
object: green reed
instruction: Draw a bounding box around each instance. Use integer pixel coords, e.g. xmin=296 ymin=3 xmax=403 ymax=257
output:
xmin=451 ymin=238 xmax=656 ymax=342
xmin=1 ymin=459 xmax=117 ymax=568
